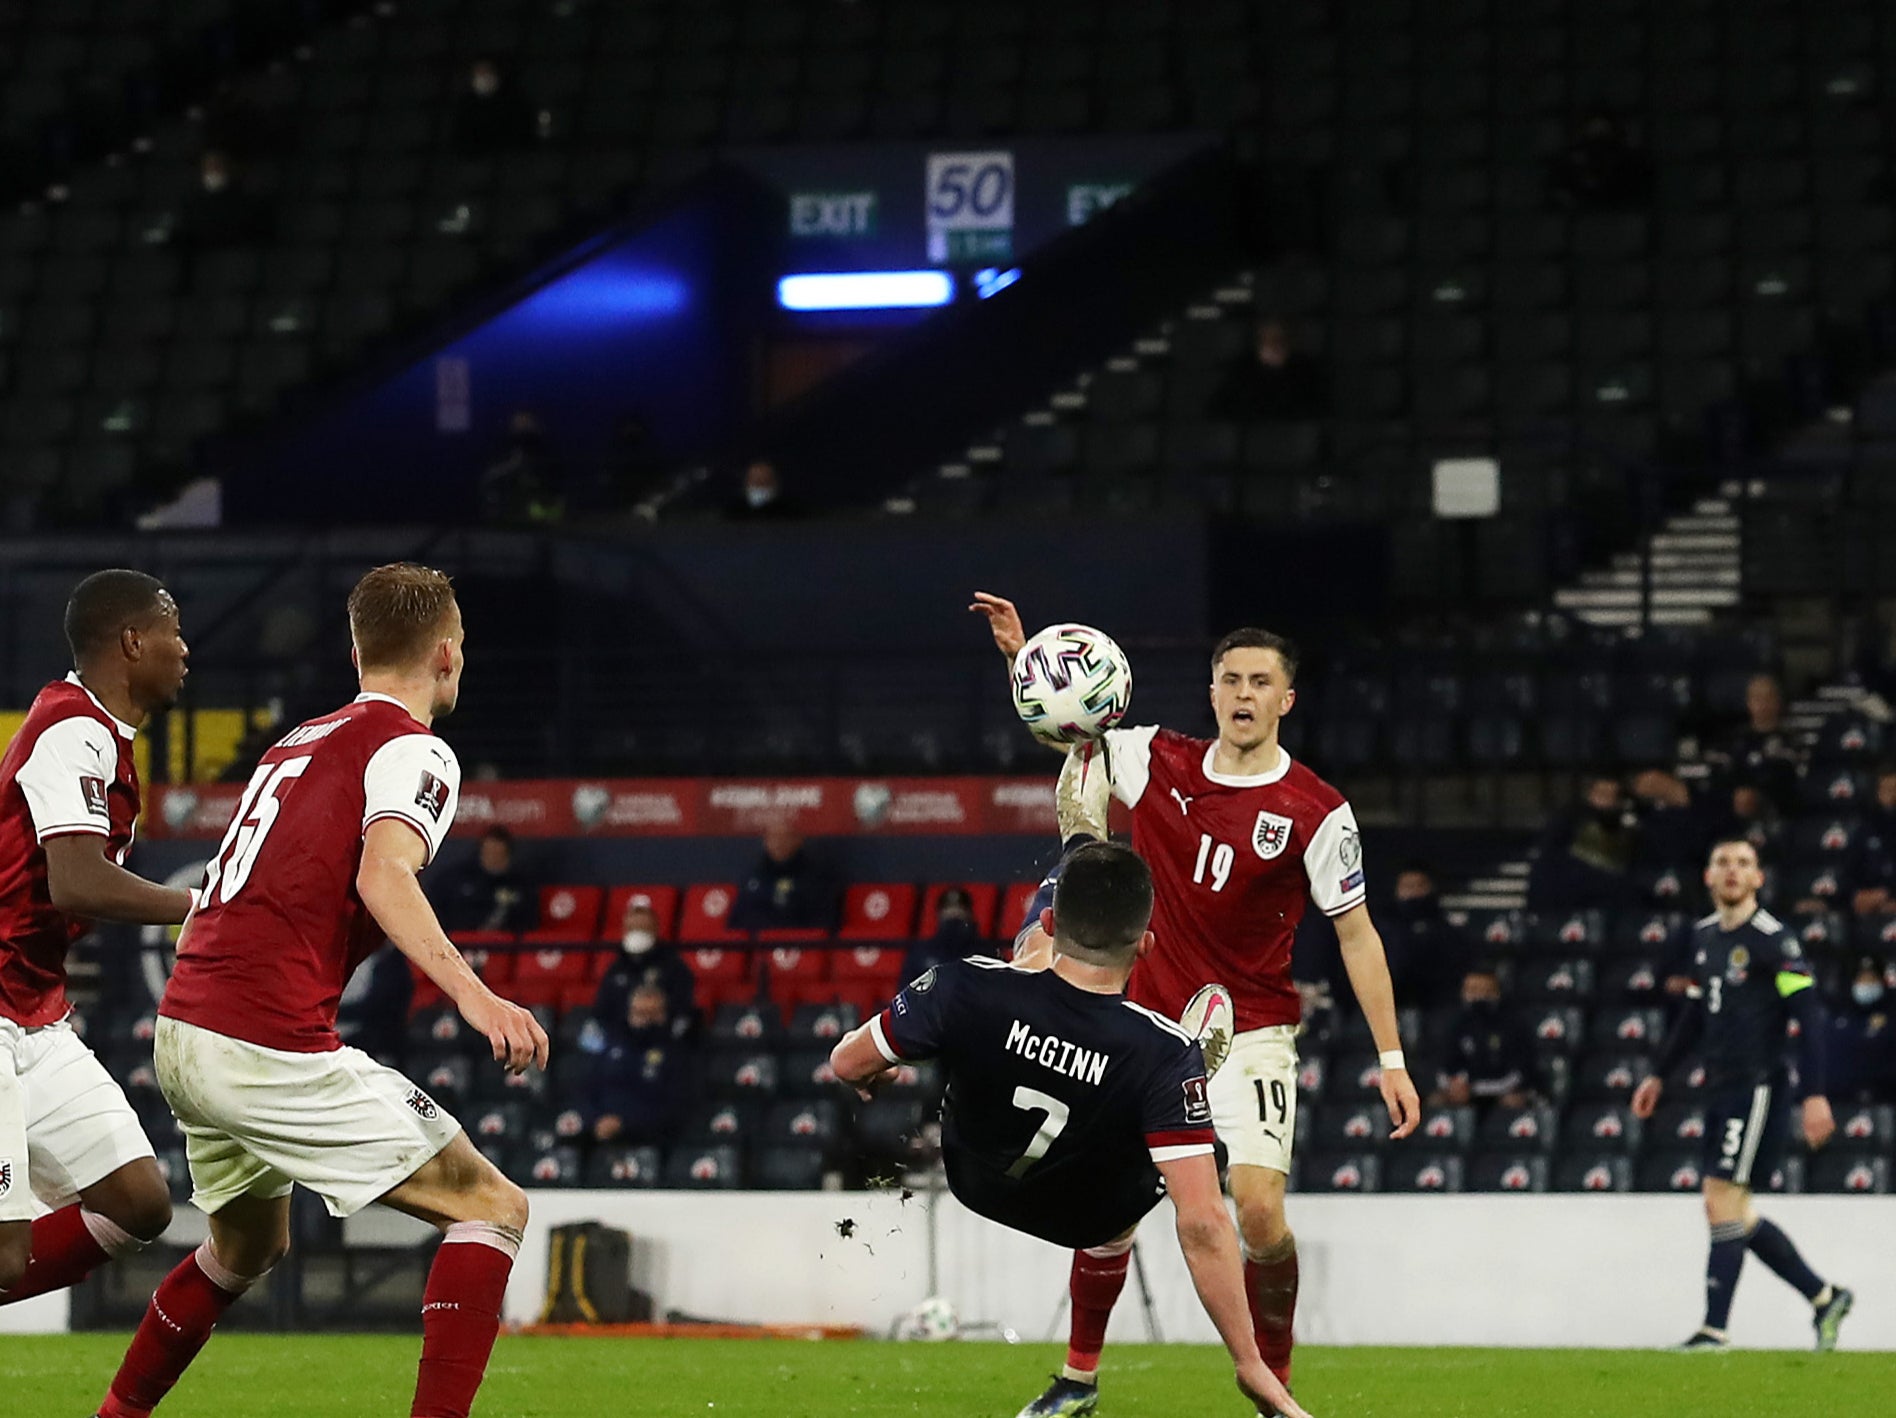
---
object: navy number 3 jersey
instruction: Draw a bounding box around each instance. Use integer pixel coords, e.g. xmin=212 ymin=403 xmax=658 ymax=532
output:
xmin=871 ymin=956 xmax=1215 ymax=1248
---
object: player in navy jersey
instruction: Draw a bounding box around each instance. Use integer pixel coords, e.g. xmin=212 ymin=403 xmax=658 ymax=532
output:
xmin=831 ymin=843 xmax=1310 ymax=1418
xmin=0 ymin=571 xmax=196 ymax=1313
xmin=1632 ymin=838 xmax=1854 ymax=1352
xmin=975 ymin=594 xmax=1416 ymax=1415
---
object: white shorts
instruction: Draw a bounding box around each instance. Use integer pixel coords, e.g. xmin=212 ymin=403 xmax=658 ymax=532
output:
xmin=1207 ymin=1025 xmax=1299 ymax=1175
xmin=0 ymin=1015 xmax=155 ymax=1223
xmin=154 ymin=1016 xmax=462 ymax=1219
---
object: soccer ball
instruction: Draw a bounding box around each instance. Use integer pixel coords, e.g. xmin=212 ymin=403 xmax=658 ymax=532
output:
xmin=1010 ymin=624 xmax=1132 ymax=745
xmin=897 ymin=1295 xmax=960 ymax=1342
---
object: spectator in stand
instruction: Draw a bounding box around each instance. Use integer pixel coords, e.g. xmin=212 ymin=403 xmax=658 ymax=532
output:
xmin=453 ymin=56 xmax=539 ymax=154
xmin=434 ymin=826 xmax=536 ymax=934
xmin=723 ymin=459 xmax=800 ymax=521
xmin=729 ymin=822 xmax=839 ymax=932
xmin=1210 ymin=317 xmax=1328 ymax=422
xmin=593 ymin=894 xmax=697 ymax=1040
xmin=579 ymin=984 xmax=695 ymax=1148
xmin=1825 ymin=958 xmax=1896 ymax=1104
xmin=335 ymin=943 xmax=413 ymax=1067
xmin=1629 ymin=768 xmax=1713 ymax=882
xmin=1854 ymin=767 xmax=1896 ymax=918
xmin=1429 ymin=965 xmax=1542 ymax=1116
xmin=1376 ymin=864 xmax=1469 ymax=1013
xmin=1528 ymin=775 xmax=1638 ymax=911
xmin=1548 ymin=111 xmax=1653 ymax=211
xmin=478 ymin=409 xmax=565 ymax=525
xmin=901 ymin=887 xmax=998 ymax=981
xmin=1721 ymin=781 xmax=1787 ymax=863
xmin=179 ymin=148 xmax=274 ymax=251
xmin=1709 ymin=674 xmax=1802 ymax=812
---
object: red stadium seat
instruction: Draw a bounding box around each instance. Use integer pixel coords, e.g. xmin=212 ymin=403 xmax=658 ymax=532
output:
xmin=407 ymin=959 xmax=445 ymax=1013
xmin=764 ymin=946 xmax=831 ymax=1010
xmin=832 ymin=945 xmax=906 ymax=1018
xmin=1000 ymin=881 xmax=1042 ymax=941
xmin=525 ymin=885 xmax=604 ymax=942
xmin=685 ymin=946 xmax=756 ymax=1011
xmin=678 ymin=883 xmax=747 ymax=943
xmin=838 ymin=883 xmax=918 ymax=940
xmin=602 ymin=884 xmax=680 ymax=940
xmin=510 ymin=945 xmax=596 ymax=1007
xmin=922 ymin=882 xmax=1000 ymax=938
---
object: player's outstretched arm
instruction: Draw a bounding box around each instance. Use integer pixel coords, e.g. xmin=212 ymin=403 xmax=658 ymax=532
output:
xmin=969 ymin=591 xmax=1028 ymax=660
xmin=1158 ymin=1153 xmax=1316 ymax=1418
xmin=43 ymin=833 xmax=194 ymax=924
xmin=1333 ymin=904 xmax=1421 ymax=1138
xmin=357 ymin=819 xmax=548 ymax=1073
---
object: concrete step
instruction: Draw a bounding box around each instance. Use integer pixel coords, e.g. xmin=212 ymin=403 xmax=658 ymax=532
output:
xmin=1608 ymin=552 xmax=1741 ymax=573
xmin=1442 ymin=892 xmax=1528 ymax=911
xmin=1579 ymin=568 xmax=1741 ymax=590
xmin=1554 ymin=586 xmax=1740 ymax=608
xmin=1649 ymin=532 xmax=1741 ymax=553
xmin=1660 ymin=515 xmax=1740 ymax=534
xmin=1569 ymin=607 xmax=1714 ymax=627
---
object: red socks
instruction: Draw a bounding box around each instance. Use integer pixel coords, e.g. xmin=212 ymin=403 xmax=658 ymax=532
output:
xmin=1245 ymin=1239 xmax=1300 ymax=1385
xmin=0 ymin=1204 xmax=133 ymax=1305
xmin=411 ymin=1222 xmax=520 ymax=1418
xmin=97 ymin=1244 xmax=250 ymax=1418
xmin=1063 ymin=1243 xmax=1133 ymax=1381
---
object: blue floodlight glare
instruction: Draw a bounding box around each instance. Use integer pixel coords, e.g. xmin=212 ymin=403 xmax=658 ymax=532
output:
xmin=777 ymin=270 xmax=955 ymax=311
xmin=972 ymin=267 xmax=1022 ymax=299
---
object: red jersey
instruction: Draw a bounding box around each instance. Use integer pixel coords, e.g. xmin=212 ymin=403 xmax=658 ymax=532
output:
xmin=0 ymin=676 xmax=142 ymax=1026
xmin=162 ymin=693 xmax=461 ymax=1053
xmin=1104 ymin=727 xmax=1364 ymax=1032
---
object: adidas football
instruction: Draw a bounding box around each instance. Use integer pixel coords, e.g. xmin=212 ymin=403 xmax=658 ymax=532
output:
xmin=1010 ymin=623 xmax=1133 ymax=745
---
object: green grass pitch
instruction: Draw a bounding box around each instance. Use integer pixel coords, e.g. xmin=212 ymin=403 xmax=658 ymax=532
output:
xmin=3 ymin=1334 xmax=1890 ymax=1417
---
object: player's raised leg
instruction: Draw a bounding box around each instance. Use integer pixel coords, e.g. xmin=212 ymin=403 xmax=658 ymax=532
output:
xmin=380 ymin=1133 xmax=529 ymax=1418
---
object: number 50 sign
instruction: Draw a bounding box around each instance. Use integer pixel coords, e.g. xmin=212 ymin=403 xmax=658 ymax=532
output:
xmin=925 ymin=151 xmax=1015 ymax=263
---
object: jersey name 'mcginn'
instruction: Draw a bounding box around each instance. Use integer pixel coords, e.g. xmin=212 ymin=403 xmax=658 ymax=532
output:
xmin=1005 ymin=1019 xmax=1111 ymax=1085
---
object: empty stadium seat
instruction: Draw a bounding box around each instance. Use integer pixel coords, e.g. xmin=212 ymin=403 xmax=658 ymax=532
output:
xmin=679 ymin=884 xmax=747 ymax=944
xmin=838 ymin=883 xmax=918 ymax=939
xmin=526 ymin=885 xmax=604 ymax=942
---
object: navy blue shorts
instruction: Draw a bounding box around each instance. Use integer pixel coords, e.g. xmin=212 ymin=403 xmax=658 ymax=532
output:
xmin=1702 ymin=1082 xmax=1790 ymax=1189
xmin=945 ymin=1150 xmax=1166 ymax=1250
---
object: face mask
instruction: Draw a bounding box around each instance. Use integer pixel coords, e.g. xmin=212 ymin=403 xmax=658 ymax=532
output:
xmin=621 ymin=929 xmax=656 ymax=956
xmin=745 ymin=485 xmax=775 ymax=509
xmin=1466 ymin=997 xmax=1499 ymax=1014
xmin=202 ymin=171 xmax=228 ymax=193
xmin=473 ymin=73 xmax=499 ymax=96
xmin=1854 ymin=983 xmax=1885 ymax=1008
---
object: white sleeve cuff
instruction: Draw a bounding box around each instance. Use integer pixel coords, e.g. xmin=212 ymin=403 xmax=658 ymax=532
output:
xmin=867 ymin=1012 xmax=902 ymax=1065
xmin=1149 ymin=1143 xmax=1216 ymax=1163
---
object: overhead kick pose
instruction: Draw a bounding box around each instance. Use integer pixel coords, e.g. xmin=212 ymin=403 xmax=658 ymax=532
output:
xmin=831 ymin=841 xmax=1312 ymax=1418
xmin=972 ymin=593 xmax=1419 ymax=1417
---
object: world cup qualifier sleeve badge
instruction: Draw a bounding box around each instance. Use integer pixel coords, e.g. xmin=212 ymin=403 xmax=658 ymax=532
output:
xmin=1252 ymin=810 xmax=1295 ymax=860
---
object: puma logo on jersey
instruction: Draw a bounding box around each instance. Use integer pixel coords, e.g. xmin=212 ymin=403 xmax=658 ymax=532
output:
xmin=1170 ymin=788 xmax=1193 ymax=816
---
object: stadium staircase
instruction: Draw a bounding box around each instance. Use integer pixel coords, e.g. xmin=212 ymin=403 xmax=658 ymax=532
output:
xmin=1550 ymin=497 xmax=1741 ymax=630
